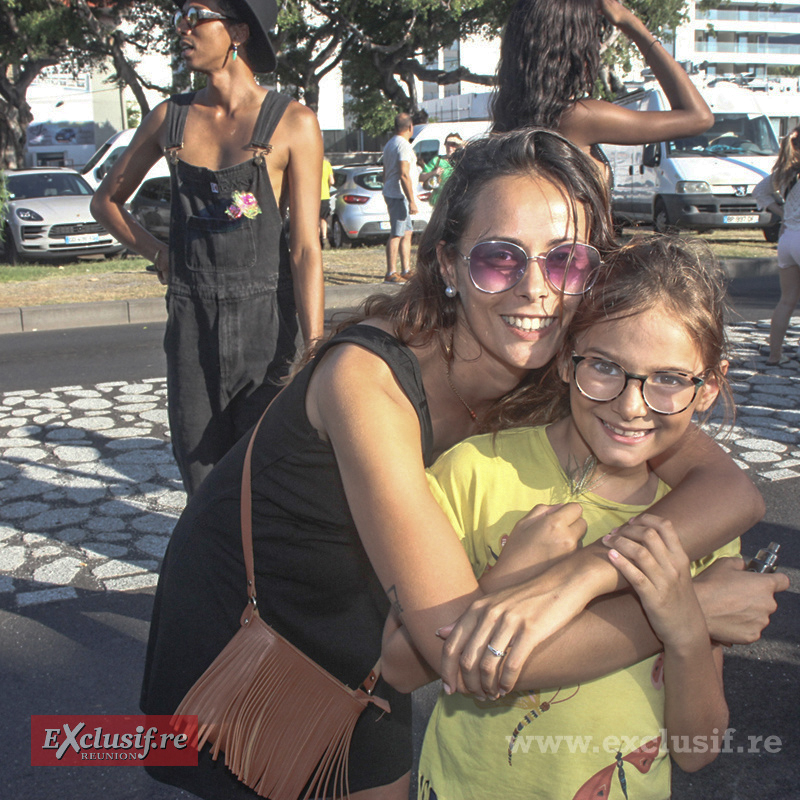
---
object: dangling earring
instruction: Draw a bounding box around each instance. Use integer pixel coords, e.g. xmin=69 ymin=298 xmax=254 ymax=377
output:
xmin=445 ymin=285 xmax=457 ymax=298
xmin=232 ymin=43 xmax=239 ymax=61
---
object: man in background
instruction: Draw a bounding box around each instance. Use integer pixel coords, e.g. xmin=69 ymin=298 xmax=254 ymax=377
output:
xmin=381 ymin=113 xmax=418 ymax=283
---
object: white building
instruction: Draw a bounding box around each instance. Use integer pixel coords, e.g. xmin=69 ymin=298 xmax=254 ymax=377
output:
xmin=688 ymin=0 xmax=800 ymax=78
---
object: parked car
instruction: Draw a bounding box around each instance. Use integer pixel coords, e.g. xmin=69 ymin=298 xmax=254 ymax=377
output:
xmin=80 ymin=128 xmax=169 ymax=190
xmin=55 ymin=127 xmax=77 ymax=143
xmin=129 ymin=175 xmax=171 ymax=243
xmin=1 ymin=168 xmax=124 ymax=264
xmin=329 ymin=164 xmax=432 ymax=248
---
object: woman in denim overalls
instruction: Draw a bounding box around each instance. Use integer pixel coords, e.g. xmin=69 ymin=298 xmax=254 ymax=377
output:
xmin=91 ymin=0 xmax=325 ymax=495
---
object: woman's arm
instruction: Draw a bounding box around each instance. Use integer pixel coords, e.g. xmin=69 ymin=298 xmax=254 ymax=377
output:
xmin=308 ymin=341 xmax=485 ymax=675
xmin=285 ymin=102 xmax=325 ymax=345
xmin=386 ymin=554 xmax=786 ymax=696
xmin=90 ymin=103 xmax=170 ymax=283
xmin=560 ymin=0 xmax=713 ymax=148
xmin=381 ymin=503 xmax=587 ymax=693
xmin=437 ymin=425 xmax=765 ymax=695
xmin=607 ymin=518 xmax=728 ymax=771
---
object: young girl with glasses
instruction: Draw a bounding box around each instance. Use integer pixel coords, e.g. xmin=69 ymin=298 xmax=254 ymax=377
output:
xmin=406 ymin=235 xmax=742 ymax=799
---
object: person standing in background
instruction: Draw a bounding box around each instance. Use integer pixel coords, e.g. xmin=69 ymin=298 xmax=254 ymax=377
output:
xmin=420 ymin=132 xmax=464 ymax=206
xmin=91 ymin=0 xmax=324 ymax=496
xmin=320 ymin=154 xmax=334 ymax=248
xmin=382 ymin=113 xmax=418 ymax=283
xmin=753 ymin=126 xmax=800 ymax=366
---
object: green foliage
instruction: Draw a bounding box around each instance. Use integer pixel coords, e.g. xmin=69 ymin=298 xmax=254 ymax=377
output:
xmin=343 ymin=88 xmax=397 ymax=138
xmin=601 ymin=0 xmax=689 ymax=76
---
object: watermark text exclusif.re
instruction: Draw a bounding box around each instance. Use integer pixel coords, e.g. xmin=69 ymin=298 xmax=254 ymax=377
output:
xmin=31 ymin=715 xmax=198 ymax=766
xmin=506 ymin=728 xmax=782 ymax=757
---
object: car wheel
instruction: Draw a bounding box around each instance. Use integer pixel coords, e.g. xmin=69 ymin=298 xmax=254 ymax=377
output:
xmin=331 ymin=218 xmax=349 ymax=249
xmin=653 ymin=200 xmax=673 ymax=234
xmin=2 ymin=226 xmax=19 ymax=266
xmin=763 ymin=222 xmax=780 ymax=243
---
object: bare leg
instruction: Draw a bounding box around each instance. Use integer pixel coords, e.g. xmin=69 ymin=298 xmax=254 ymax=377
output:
xmin=349 ymin=771 xmax=410 ymax=800
xmin=399 ymin=230 xmax=413 ymax=276
xmin=768 ymin=265 xmax=800 ymax=362
xmin=385 ymin=235 xmax=401 ymax=278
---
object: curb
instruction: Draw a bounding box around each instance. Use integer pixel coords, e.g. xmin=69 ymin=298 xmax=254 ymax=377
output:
xmin=0 ymin=283 xmax=396 ymax=335
xmin=0 ymin=258 xmax=778 ymax=335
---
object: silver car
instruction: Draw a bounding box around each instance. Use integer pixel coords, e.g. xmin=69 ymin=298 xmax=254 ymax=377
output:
xmin=329 ymin=165 xmax=432 ymax=248
xmin=1 ymin=168 xmax=123 ymax=264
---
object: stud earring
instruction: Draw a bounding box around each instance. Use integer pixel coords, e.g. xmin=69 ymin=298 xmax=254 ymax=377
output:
xmin=232 ymin=43 xmax=239 ymax=61
xmin=445 ymin=285 xmax=457 ymax=298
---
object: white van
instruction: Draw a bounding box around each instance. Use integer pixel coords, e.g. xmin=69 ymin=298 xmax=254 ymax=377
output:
xmin=80 ymin=128 xmax=169 ymax=191
xmin=605 ymin=82 xmax=780 ymax=233
xmin=411 ymin=120 xmax=492 ymax=165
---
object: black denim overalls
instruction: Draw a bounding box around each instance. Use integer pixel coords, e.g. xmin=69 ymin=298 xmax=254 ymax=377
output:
xmin=163 ymin=91 xmax=297 ymax=496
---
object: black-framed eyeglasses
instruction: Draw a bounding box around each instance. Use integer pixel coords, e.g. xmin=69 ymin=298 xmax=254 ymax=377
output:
xmin=458 ymin=240 xmax=601 ymax=296
xmin=174 ymin=6 xmax=236 ymax=31
xmin=571 ymin=355 xmax=706 ymax=415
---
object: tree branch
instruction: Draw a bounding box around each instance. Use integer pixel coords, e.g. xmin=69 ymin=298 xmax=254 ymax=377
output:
xmin=397 ymin=59 xmax=496 ymax=87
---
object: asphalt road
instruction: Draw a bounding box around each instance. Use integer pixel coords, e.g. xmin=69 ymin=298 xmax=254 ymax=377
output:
xmin=0 ymin=273 xmax=783 ymax=394
xmin=2 ymin=274 xmax=798 ymax=799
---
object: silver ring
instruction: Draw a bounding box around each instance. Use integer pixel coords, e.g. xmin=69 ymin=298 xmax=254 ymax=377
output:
xmin=487 ymin=644 xmax=506 ymax=658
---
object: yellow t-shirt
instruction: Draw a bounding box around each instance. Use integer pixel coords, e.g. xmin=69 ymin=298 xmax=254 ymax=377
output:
xmin=420 ymin=425 xmax=740 ymax=800
xmin=321 ymin=158 xmax=333 ymax=201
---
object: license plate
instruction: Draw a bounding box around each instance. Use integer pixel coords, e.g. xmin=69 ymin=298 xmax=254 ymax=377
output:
xmin=64 ymin=233 xmax=100 ymax=244
xmin=379 ymin=221 xmax=390 ymax=231
xmin=722 ymin=215 xmax=759 ymax=224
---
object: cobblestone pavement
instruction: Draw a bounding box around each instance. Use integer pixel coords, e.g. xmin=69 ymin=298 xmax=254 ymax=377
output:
xmin=1 ymin=319 xmax=798 ymax=608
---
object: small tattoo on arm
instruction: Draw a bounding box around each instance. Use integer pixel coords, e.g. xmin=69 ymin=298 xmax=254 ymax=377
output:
xmin=387 ymin=585 xmax=404 ymax=617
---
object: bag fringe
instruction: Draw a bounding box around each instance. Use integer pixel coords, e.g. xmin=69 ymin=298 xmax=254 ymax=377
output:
xmin=172 ymin=615 xmax=380 ymax=800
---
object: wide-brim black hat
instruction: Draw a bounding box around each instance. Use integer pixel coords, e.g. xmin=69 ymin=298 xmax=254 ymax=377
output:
xmin=175 ymin=0 xmax=277 ymax=73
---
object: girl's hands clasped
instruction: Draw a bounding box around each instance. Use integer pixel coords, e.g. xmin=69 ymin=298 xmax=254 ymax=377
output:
xmin=604 ymin=514 xmax=707 ymax=649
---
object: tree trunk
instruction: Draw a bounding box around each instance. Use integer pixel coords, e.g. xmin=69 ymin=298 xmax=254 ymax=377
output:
xmin=0 ymin=98 xmax=31 ymax=169
xmin=0 ymin=61 xmax=54 ymax=169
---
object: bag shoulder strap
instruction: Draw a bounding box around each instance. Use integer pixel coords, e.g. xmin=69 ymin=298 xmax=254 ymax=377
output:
xmin=238 ymin=398 xmax=382 ymax=694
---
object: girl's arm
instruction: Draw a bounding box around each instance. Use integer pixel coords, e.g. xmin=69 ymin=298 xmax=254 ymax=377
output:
xmin=560 ymin=0 xmax=713 ymax=147
xmin=439 ymin=425 xmax=765 ymax=696
xmin=607 ymin=518 xmax=729 ymax=772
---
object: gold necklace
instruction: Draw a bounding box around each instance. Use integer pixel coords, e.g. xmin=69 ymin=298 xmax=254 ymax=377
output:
xmin=446 ymin=362 xmax=478 ymax=422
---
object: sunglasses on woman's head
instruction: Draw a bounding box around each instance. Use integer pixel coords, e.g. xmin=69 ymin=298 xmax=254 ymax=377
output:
xmin=174 ymin=6 xmax=237 ymax=31
xmin=458 ymin=240 xmax=601 ymax=295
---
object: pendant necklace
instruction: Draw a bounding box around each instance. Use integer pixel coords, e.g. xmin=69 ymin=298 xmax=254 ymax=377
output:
xmin=445 ymin=361 xmax=478 ymax=422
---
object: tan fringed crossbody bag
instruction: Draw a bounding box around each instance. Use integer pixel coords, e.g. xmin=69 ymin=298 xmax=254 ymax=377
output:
xmin=172 ymin=410 xmax=390 ymax=800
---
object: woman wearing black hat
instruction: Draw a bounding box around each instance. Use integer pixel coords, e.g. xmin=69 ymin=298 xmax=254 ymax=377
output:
xmin=92 ymin=0 xmax=325 ymax=498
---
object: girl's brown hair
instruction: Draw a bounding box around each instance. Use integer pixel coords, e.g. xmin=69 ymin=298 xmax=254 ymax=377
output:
xmin=771 ymin=125 xmax=800 ymax=197
xmin=491 ymin=0 xmax=601 ymax=134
